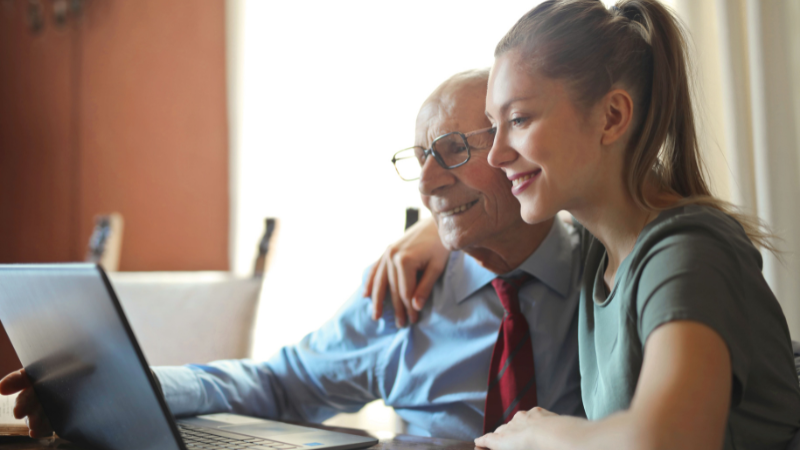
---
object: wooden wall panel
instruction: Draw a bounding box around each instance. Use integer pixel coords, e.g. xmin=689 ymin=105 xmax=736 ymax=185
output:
xmin=0 ymin=0 xmax=229 ymax=271
xmin=78 ymin=1 xmax=230 ymax=271
xmin=0 ymin=2 xmax=79 ymax=264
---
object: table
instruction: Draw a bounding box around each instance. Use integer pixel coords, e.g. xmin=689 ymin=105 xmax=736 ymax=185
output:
xmin=313 ymin=423 xmax=475 ymax=449
xmin=0 ymin=422 xmax=476 ymax=450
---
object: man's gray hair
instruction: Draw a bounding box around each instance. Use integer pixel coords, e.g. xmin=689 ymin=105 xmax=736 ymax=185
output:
xmin=421 ymin=68 xmax=490 ymax=114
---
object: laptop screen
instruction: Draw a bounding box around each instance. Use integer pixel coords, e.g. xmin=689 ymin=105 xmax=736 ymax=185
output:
xmin=0 ymin=264 xmax=183 ymax=450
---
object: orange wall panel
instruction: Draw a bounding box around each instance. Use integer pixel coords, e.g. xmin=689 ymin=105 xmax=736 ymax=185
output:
xmin=78 ymin=0 xmax=229 ymax=271
xmin=0 ymin=0 xmax=229 ymax=271
xmin=0 ymin=4 xmax=79 ymax=263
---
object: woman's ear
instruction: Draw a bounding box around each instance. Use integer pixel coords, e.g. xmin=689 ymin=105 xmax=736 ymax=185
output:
xmin=600 ymin=89 xmax=634 ymax=146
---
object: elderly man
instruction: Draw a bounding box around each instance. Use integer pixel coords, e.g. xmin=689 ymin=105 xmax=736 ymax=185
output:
xmin=0 ymin=69 xmax=582 ymax=441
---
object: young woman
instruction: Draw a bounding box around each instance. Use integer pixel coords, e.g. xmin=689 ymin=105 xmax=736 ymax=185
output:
xmin=367 ymin=1 xmax=800 ymax=449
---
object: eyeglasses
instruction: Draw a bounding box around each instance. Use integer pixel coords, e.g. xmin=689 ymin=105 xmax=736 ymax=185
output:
xmin=391 ymin=127 xmax=496 ymax=181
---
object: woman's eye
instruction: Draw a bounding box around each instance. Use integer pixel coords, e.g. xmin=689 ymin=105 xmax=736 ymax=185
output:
xmin=510 ymin=117 xmax=527 ymax=127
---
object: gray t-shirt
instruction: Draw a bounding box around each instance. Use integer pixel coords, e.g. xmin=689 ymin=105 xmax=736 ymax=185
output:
xmin=577 ymin=205 xmax=800 ymax=449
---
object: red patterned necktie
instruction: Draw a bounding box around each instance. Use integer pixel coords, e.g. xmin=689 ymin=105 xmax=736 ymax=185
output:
xmin=483 ymin=273 xmax=537 ymax=433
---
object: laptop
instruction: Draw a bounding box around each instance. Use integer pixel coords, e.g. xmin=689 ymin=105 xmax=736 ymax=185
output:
xmin=0 ymin=264 xmax=378 ymax=450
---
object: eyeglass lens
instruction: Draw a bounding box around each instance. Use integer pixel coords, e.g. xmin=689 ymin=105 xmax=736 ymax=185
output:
xmin=393 ymin=128 xmax=494 ymax=181
xmin=393 ymin=150 xmax=422 ymax=181
xmin=422 ymin=133 xmax=469 ymax=167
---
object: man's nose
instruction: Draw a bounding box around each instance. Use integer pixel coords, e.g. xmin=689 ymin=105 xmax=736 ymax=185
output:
xmin=418 ymin=156 xmax=456 ymax=196
xmin=487 ymin=127 xmax=517 ymax=169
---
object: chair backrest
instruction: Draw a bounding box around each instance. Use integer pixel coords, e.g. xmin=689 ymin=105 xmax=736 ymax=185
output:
xmin=85 ymin=213 xmax=124 ymax=272
xmin=109 ymin=272 xmax=262 ymax=366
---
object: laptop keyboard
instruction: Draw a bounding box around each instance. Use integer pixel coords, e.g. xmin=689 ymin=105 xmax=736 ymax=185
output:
xmin=178 ymin=424 xmax=300 ymax=450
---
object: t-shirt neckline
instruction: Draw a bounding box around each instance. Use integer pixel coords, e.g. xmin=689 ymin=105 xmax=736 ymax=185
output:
xmin=590 ymin=207 xmax=682 ymax=306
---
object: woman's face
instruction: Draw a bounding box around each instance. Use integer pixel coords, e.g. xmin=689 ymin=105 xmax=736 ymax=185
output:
xmin=485 ymin=50 xmax=612 ymax=224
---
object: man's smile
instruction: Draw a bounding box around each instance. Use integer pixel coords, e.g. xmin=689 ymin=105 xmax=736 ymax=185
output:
xmin=438 ymin=199 xmax=479 ymax=217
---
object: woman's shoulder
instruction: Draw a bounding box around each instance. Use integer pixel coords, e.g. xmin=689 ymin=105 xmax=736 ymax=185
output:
xmin=649 ymin=203 xmax=743 ymax=232
xmin=614 ymin=205 xmax=767 ymax=295
xmin=636 ymin=204 xmax=759 ymax=260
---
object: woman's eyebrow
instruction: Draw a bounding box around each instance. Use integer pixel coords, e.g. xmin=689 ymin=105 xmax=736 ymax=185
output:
xmin=487 ymin=95 xmax=537 ymax=120
xmin=501 ymin=95 xmax=536 ymax=112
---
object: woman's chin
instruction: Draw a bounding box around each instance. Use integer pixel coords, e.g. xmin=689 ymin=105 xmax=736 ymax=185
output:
xmin=522 ymin=214 xmax=555 ymax=225
xmin=520 ymin=205 xmax=556 ymax=225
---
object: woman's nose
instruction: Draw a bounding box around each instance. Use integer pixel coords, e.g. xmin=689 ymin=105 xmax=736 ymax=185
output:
xmin=487 ymin=128 xmax=517 ymax=168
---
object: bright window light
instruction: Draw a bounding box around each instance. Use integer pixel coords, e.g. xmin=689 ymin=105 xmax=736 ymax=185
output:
xmin=228 ymin=0 xmax=652 ymax=359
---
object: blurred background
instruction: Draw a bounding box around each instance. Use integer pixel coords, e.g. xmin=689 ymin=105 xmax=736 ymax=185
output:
xmin=1 ymin=0 xmax=800 ymax=433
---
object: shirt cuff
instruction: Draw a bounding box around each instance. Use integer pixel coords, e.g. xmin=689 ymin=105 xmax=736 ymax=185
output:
xmin=152 ymin=366 xmax=204 ymax=417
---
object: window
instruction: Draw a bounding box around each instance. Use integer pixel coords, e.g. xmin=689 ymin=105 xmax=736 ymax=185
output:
xmin=227 ymin=0 xmax=632 ymax=359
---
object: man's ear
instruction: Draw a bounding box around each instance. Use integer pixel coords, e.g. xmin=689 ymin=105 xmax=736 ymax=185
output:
xmin=600 ymin=89 xmax=634 ymax=146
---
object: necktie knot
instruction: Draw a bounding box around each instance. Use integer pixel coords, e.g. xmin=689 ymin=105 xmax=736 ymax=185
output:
xmin=491 ymin=273 xmax=532 ymax=315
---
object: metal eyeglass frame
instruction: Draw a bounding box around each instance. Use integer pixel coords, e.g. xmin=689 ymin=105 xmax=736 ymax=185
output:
xmin=391 ymin=126 xmax=495 ymax=181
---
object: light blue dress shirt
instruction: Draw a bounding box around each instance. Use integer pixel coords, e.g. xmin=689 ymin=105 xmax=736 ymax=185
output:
xmin=153 ymin=218 xmax=584 ymax=441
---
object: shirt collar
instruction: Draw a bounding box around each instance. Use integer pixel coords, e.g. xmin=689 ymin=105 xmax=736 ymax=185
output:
xmin=446 ymin=218 xmax=575 ymax=304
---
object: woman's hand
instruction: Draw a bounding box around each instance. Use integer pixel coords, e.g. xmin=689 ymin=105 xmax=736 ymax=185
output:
xmin=475 ymin=407 xmax=558 ymax=450
xmin=0 ymin=369 xmax=54 ymax=438
xmin=364 ymin=217 xmax=449 ymax=327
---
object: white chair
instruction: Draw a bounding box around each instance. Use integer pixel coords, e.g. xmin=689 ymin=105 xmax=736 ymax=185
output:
xmin=109 ymin=272 xmax=262 ymax=366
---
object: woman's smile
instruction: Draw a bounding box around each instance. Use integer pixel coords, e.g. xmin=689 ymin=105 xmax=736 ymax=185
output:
xmin=508 ymin=169 xmax=542 ymax=196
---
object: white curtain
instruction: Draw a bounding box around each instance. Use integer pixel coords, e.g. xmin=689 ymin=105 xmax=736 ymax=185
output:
xmin=675 ymin=0 xmax=800 ymax=338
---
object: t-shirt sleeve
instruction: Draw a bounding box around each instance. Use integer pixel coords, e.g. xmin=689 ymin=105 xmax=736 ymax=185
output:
xmin=635 ymin=230 xmax=751 ymax=405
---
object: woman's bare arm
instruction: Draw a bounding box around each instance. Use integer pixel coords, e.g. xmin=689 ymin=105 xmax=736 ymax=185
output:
xmin=475 ymin=320 xmax=731 ymax=450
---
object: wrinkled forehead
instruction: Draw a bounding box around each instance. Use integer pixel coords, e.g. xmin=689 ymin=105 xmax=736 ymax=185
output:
xmin=414 ymin=85 xmax=491 ymax=148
